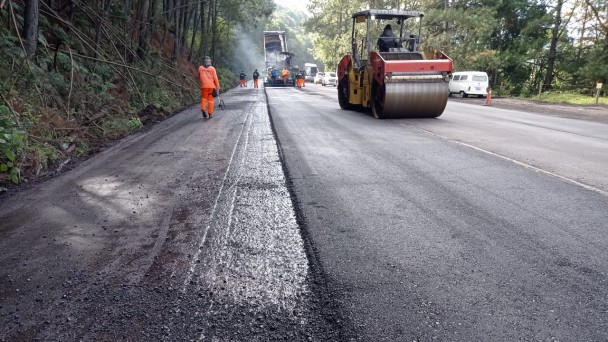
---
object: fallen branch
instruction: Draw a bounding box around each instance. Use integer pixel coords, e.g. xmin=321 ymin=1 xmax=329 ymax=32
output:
xmin=44 ymin=0 xmax=199 ymax=98
xmin=82 ymin=111 xmax=107 ymax=125
xmin=101 ymin=24 xmax=146 ymax=107
xmin=54 ymin=157 xmax=72 ymax=174
xmin=67 ymin=45 xmax=74 ymax=118
xmin=59 ymin=50 xmax=194 ymax=91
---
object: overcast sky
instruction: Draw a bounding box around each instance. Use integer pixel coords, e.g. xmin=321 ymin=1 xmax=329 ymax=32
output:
xmin=274 ymin=0 xmax=310 ymax=12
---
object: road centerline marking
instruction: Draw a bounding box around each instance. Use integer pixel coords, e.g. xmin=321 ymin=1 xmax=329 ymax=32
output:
xmin=396 ymin=122 xmax=608 ymax=197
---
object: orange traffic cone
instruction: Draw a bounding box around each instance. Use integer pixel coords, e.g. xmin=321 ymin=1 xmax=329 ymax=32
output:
xmin=485 ymin=88 xmax=492 ymax=106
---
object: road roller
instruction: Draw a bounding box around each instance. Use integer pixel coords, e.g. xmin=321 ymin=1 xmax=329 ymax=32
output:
xmin=337 ymin=10 xmax=453 ymax=118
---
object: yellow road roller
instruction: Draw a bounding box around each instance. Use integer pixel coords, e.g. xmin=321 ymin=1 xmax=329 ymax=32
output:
xmin=337 ymin=10 xmax=453 ymax=118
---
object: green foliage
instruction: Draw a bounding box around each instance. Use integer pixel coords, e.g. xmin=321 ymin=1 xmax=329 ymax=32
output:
xmin=101 ymin=117 xmax=143 ymax=139
xmin=522 ymin=90 xmax=608 ymax=105
xmin=0 ymin=108 xmax=25 ymax=184
xmin=47 ymin=71 xmax=70 ymax=97
xmin=141 ymin=86 xmax=184 ymax=111
xmin=216 ymin=67 xmax=238 ymax=91
xmin=73 ymin=141 xmax=89 ymax=157
xmin=303 ymin=0 xmax=361 ymax=69
xmin=29 ymin=143 xmax=62 ymax=171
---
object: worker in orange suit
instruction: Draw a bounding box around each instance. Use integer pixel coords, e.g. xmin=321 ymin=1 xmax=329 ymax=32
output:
xmin=281 ymin=67 xmax=290 ymax=85
xmin=295 ymin=70 xmax=304 ymax=88
xmin=252 ymin=69 xmax=260 ymax=88
xmin=198 ymin=56 xmax=220 ymax=118
xmin=239 ymin=70 xmax=247 ymax=87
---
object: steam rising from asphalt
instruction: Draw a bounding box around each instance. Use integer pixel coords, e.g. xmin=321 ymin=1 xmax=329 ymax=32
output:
xmin=233 ymin=28 xmax=266 ymax=74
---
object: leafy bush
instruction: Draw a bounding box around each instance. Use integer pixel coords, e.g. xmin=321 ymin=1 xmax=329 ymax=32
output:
xmin=0 ymin=107 xmax=25 ymax=184
xmin=145 ymin=89 xmax=181 ymax=110
xmin=216 ymin=67 xmax=238 ymax=92
xmin=101 ymin=117 xmax=143 ymax=139
xmin=29 ymin=143 xmax=61 ymax=172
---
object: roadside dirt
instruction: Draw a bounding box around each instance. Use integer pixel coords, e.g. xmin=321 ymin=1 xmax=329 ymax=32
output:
xmin=450 ymin=96 xmax=608 ymax=124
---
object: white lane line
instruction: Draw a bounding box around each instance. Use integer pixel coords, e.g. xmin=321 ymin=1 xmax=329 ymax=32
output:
xmin=181 ymin=95 xmax=257 ymax=292
xmin=397 ymin=122 xmax=608 ymax=197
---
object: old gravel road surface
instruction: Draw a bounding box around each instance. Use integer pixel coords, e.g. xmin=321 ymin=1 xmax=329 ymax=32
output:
xmin=0 ymin=87 xmax=341 ymax=341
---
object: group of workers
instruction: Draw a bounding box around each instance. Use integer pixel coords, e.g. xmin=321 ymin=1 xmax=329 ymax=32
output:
xmin=239 ymin=69 xmax=261 ymax=88
xmin=237 ymin=66 xmax=307 ymax=88
xmin=266 ymin=67 xmax=306 ymax=87
xmin=197 ymin=61 xmax=302 ymax=119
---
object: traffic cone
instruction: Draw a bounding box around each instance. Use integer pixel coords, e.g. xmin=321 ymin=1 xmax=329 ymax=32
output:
xmin=485 ymin=88 xmax=492 ymax=106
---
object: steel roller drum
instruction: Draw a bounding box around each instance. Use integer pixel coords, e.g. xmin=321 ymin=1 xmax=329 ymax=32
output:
xmin=381 ymin=81 xmax=449 ymax=118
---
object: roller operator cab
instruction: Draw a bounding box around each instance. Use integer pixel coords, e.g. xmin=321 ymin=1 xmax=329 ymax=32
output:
xmin=337 ymin=9 xmax=454 ymax=118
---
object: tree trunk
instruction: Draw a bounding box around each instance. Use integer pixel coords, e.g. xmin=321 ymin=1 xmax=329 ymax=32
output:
xmin=200 ymin=1 xmax=213 ymax=59
xmin=444 ymin=0 xmax=449 ymax=46
xmin=94 ymin=0 xmax=113 ymax=58
xmin=171 ymin=0 xmax=180 ymax=61
xmin=188 ymin=3 xmax=199 ymax=61
xmin=182 ymin=0 xmax=193 ymax=54
xmin=23 ymin=0 xmax=39 ymax=57
xmin=576 ymin=7 xmax=587 ymax=61
xmin=136 ymin=0 xmax=150 ymax=59
xmin=211 ymin=0 xmax=217 ymax=62
xmin=544 ymin=0 xmax=563 ymax=91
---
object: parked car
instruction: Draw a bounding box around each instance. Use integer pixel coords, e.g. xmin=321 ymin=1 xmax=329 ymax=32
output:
xmin=449 ymin=71 xmax=489 ymax=98
xmin=314 ymin=72 xmax=324 ymax=84
xmin=322 ymin=72 xmax=337 ymax=87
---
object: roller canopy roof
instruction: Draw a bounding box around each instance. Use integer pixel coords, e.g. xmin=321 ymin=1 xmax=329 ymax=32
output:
xmin=351 ymin=9 xmax=424 ymax=20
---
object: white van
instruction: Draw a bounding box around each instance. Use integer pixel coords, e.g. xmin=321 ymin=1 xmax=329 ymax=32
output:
xmin=449 ymin=71 xmax=489 ymax=98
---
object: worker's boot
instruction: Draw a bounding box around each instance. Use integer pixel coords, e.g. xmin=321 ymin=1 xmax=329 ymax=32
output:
xmin=201 ymin=110 xmax=208 ymax=118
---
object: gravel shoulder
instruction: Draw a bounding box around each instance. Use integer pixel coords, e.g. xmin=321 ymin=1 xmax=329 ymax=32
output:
xmin=450 ymin=96 xmax=608 ymax=124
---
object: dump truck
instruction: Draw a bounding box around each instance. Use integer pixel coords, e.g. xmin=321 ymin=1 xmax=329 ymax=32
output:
xmin=337 ymin=10 xmax=453 ymax=118
xmin=263 ymin=31 xmax=295 ymax=86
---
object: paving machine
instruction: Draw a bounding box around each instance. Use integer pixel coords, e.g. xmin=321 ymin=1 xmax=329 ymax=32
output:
xmin=263 ymin=31 xmax=295 ymax=87
xmin=337 ymin=10 xmax=453 ymax=118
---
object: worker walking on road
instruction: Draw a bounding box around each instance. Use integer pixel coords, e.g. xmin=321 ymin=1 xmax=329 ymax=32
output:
xmin=253 ymin=69 xmax=260 ymax=88
xmin=282 ymin=67 xmax=290 ymax=85
xmin=271 ymin=67 xmax=278 ymax=85
xmin=198 ymin=56 xmax=220 ymax=118
xmin=239 ymin=70 xmax=247 ymax=87
xmin=295 ymin=70 xmax=304 ymax=88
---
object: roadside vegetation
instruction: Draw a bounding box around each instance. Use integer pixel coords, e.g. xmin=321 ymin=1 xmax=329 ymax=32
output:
xmin=0 ymin=0 xmax=275 ymax=189
xmin=532 ymin=90 xmax=608 ymax=105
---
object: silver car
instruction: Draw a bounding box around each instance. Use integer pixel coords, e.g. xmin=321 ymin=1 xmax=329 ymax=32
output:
xmin=322 ymin=72 xmax=337 ymax=87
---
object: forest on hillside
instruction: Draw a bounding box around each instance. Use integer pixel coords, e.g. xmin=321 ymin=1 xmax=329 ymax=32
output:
xmin=305 ymin=0 xmax=608 ymax=95
xmin=0 ymin=0 xmax=317 ymax=188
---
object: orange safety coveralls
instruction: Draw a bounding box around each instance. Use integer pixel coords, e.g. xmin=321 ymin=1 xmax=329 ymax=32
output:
xmin=282 ymin=69 xmax=289 ymax=84
xmin=198 ymin=65 xmax=220 ymax=115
